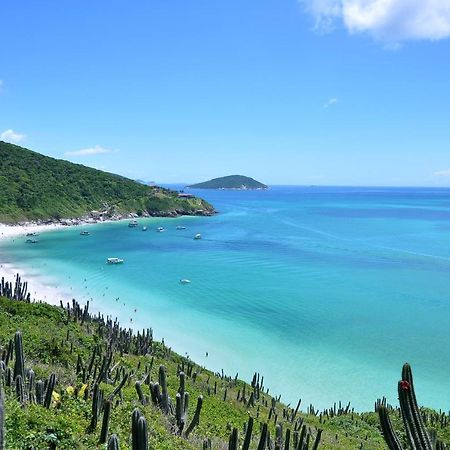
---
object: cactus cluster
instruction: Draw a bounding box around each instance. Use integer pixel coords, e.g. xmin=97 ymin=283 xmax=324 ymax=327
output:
xmin=377 ymin=363 xmax=447 ymax=450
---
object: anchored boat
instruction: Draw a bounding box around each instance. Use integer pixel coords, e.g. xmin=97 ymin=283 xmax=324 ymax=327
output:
xmin=107 ymin=257 xmax=124 ymax=264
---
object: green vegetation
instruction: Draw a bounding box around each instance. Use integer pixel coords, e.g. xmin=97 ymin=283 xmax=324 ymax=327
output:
xmin=0 ymin=141 xmax=214 ymax=223
xmin=1 ymin=275 xmax=450 ymax=449
xmin=187 ymin=175 xmax=268 ymax=190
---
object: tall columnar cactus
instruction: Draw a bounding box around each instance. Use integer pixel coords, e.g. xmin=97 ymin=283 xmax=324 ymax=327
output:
xmin=35 ymin=380 xmax=44 ymax=405
xmin=107 ymin=434 xmax=120 ymax=450
xmin=378 ymin=363 xmax=437 ymax=450
xmin=44 ymin=373 xmax=56 ymax=409
xmin=15 ymin=375 xmax=24 ymax=404
xmin=99 ymin=400 xmax=112 ymax=443
xmin=13 ymin=331 xmax=24 ymax=381
xmin=131 ymin=409 xmax=148 ymax=450
xmin=0 ymin=380 xmax=5 ymax=450
xmin=257 ymin=423 xmax=268 ymax=450
xmin=159 ymin=365 xmax=170 ymax=414
xmin=185 ymin=396 xmax=203 ymax=437
xmin=228 ymin=427 xmax=238 ymax=450
xmin=90 ymin=383 xmax=101 ymax=430
xmin=27 ymin=369 xmax=35 ymax=404
xmin=242 ymin=416 xmax=254 ymax=450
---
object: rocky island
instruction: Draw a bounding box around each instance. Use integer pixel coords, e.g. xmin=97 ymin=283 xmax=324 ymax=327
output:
xmin=187 ymin=175 xmax=268 ymax=190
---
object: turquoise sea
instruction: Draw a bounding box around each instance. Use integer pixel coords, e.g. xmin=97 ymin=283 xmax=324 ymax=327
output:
xmin=2 ymin=186 xmax=450 ymax=411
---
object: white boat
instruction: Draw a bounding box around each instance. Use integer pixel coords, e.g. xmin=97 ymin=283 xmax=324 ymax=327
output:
xmin=80 ymin=230 xmax=90 ymax=236
xmin=107 ymin=257 xmax=124 ymax=264
xmin=128 ymin=220 xmax=138 ymax=228
xmin=157 ymin=227 xmax=165 ymax=232
xmin=142 ymin=226 xmax=147 ymax=231
xmin=26 ymin=238 xmax=38 ymax=244
xmin=180 ymin=279 xmax=191 ymax=284
xmin=194 ymin=234 xmax=202 ymax=240
xmin=176 ymin=226 xmax=186 ymax=230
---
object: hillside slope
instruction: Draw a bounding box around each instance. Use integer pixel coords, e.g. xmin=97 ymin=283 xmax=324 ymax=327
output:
xmin=188 ymin=175 xmax=268 ymax=190
xmin=0 ymin=141 xmax=214 ymax=223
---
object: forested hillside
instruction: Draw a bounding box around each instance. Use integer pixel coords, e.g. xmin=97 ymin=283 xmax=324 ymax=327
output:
xmin=0 ymin=141 xmax=214 ymax=223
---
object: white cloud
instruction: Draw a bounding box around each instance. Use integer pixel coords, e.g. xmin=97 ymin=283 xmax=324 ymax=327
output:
xmin=64 ymin=145 xmax=116 ymax=157
xmin=434 ymin=168 xmax=450 ymax=177
xmin=301 ymin=0 xmax=450 ymax=43
xmin=1 ymin=128 xmax=26 ymax=144
xmin=323 ymin=97 xmax=338 ymax=108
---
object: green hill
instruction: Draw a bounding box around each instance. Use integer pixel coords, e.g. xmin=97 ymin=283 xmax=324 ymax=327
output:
xmin=187 ymin=175 xmax=268 ymax=190
xmin=0 ymin=141 xmax=214 ymax=224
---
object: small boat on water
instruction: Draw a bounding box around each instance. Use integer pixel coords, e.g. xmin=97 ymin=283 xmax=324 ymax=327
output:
xmin=157 ymin=227 xmax=165 ymax=232
xmin=142 ymin=226 xmax=147 ymax=231
xmin=26 ymin=232 xmax=38 ymax=236
xmin=128 ymin=220 xmax=138 ymax=228
xmin=180 ymin=279 xmax=191 ymax=284
xmin=107 ymin=257 xmax=124 ymax=264
xmin=194 ymin=234 xmax=202 ymax=240
xmin=176 ymin=226 xmax=186 ymax=230
xmin=26 ymin=238 xmax=38 ymax=244
xmin=80 ymin=230 xmax=90 ymax=236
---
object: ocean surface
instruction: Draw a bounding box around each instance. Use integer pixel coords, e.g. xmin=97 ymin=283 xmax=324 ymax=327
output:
xmin=2 ymin=185 xmax=450 ymax=411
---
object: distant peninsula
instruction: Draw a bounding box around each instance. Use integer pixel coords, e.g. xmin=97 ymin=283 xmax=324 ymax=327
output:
xmin=0 ymin=141 xmax=214 ymax=224
xmin=187 ymin=175 xmax=268 ymax=190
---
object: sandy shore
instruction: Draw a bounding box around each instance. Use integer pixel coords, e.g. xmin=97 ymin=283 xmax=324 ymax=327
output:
xmin=0 ymin=261 xmax=73 ymax=306
xmin=0 ymin=222 xmax=91 ymax=241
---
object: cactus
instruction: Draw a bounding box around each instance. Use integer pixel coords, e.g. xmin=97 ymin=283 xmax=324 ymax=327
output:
xmin=228 ymin=427 xmax=238 ymax=450
xmin=35 ymin=380 xmax=44 ymax=405
xmin=131 ymin=409 xmax=148 ymax=450
xmin=185 ymin=395 xmax=203 ymax=437
xmin=89 ymin=383 xmax=101 ymax=430
xmin=15 ymin=375 xmax=24 ymax=404
xmin=242 ymin=416 xmax=253 ymax=450
xmin=135 ymin=381 xmax=147 ymax=405
xmin=378 ymin=363 xmax=435 ymax=450
xmin=99 ymin=400 xmax=112 ymax=443
xmin=257 ymin=423 xmax=268 ymax=450
xmin=0 ymin=380 xmax=5 ymax=450
xmin=13 ymin=331 xmax=24 ymax=381
xmin=44 ymin=373 xmax=56 ymax=408
xmin=107 ymin=434 xmax=120 ymax=450
xmin=159 ymin=365 xmax=170 ymax=414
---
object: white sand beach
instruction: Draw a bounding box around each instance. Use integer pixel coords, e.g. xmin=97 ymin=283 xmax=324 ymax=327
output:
xmin=0 ymin=222 xmax=71 ymax=241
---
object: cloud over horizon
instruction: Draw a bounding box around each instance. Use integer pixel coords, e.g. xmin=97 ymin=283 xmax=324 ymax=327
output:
xmin=64 ymin=145 xmax=116 ymax=157
xmin=0 ymin=128 xmax=26 ymax=144
xmin=434 ymin=168 xmax=450 ymax=177
xmin=301 ymin=0 xmax=450 ymax=44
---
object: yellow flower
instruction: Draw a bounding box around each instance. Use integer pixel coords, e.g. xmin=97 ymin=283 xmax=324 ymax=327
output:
xmin=78 ymin=384 xmax=88 ymax=397
xmin=52 ymin=391 xmax=61 ymax=402
xmin=66 ymin=386 xmax=74 ymax=395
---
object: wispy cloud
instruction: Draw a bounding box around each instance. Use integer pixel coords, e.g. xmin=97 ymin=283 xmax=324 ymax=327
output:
xmin=323 ymin=97 xmax=338 ymax=108
xmin=434 ymin=169 xmax=450 ymax=177
xmin=64 ymin=145 xmax=116 ymax=157
xmin=301 ymin=0 xmax=450 ymax=44
xmin=1 ymin=128 xmax=26 ymax=144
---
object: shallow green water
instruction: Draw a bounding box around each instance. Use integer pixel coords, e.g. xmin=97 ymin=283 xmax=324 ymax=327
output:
xmin=2 ymin=186 xmax=450 ymax=411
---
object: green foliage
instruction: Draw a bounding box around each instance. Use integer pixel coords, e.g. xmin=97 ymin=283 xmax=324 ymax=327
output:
xmin=0 ymin=294 xmax=413 ymax=449
xmin=187 ymin=175 xmax=268 ymax=190
xmin=0 ymin=141 xmax=214 ymax=223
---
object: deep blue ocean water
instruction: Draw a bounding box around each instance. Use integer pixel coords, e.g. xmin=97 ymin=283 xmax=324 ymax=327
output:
xmin=2 ymin=185 xmax=450 ymax=411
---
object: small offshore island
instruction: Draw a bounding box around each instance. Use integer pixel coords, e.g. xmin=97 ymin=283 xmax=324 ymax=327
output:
xmin=187 ymin=175 xmax=268 ymax=190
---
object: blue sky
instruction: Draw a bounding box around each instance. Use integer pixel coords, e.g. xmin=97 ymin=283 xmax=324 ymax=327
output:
xmin=1 ymin=0 xmax=450 ymax=186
